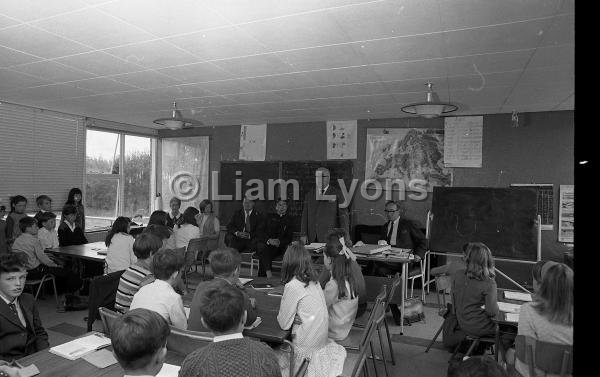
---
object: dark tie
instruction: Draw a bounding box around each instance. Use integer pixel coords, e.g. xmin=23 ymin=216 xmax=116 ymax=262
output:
xmin=8 ymin=302 xmax=18 ymax=317
xmin=245 ymin=211 xmax=252 ymax=233
xmin=387 ymin=222 xmax=393 ymax=244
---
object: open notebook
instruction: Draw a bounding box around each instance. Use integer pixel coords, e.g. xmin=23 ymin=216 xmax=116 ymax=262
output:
xmin=49 ymin=333 xmax=111 ymax=360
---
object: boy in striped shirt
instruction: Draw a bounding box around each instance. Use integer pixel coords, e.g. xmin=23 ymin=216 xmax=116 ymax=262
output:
xmin=115 ymin=233 xmax=161 ymax=313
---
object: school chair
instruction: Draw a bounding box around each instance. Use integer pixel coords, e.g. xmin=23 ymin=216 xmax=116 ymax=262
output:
xmin=293 ymin=358 xmax=310 ymax=377
xmin=425 ymin=303 xmax=452 ymax=353
xmin=87 ymin=270 xmax=125 ymax=331
xmin=514 ymin=335 xmax=573 ymax=377
xmin=407 ymin=251 xmax=428 ymax=302
xmin=337 ymin=285 xmax=388 ymax=377
xmin=166 ymin=326 xmax=213 ymax=356
xmin=186 ymin=238 xmax=206 ymax=278
xmin=98 ymin=306 xmax=122 ymax=336
xmin=354 ymin=273 xmax=401 ymax=366
xmin=451 ymin=333 xmax=497 ymax=360
xmin=239 ymin=251 xmax=257 ymax=276
xmin=25 ymin=273 xmax=59 ymax=307
xmin=434 ymin=274 xmax=451 ymax=308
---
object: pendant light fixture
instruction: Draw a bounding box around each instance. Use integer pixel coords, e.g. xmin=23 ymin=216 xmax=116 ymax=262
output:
xmin=153 ymin=101 xmax=204 ymax=129
xmin=401 ymin=83 xmax=458 ymax=118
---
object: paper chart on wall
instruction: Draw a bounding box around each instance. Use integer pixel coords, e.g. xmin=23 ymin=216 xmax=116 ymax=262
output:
xmin=443 ymin=116 xmax=483 ymax=167
xmin=327 ymin=120 xmax=357 ymax=159
xmin=239 ymin=124 xmax=267 ymax=161
xmin=558 ymin=185 xmax=574 ymax=243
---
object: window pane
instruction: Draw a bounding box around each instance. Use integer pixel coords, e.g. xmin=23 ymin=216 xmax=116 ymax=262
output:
xmin=86 ymin=129 xmax=120 ymax=174
xmin=85 ymin=176 xmax=119 ymax=230
xmin=124 ymin=135 xmax=152 ymax=219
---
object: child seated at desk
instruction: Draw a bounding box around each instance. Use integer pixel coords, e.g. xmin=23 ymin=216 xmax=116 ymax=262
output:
xmin=179 ymin=284 xmax=281 ymax=377
xmin=111 ymin=308 xmax=170 ymax=377
xmin=115 ymin=233 xmax=161 ymax=313
xmin=104 ymin=216 xmax=136 ymax=274
xmin=37 ymin=212 xmax=59 ymax=250
xmin=33 ymin=195 xmax=52 ymax=223
xmin=12 ymin=217 xmax=82 ymax=309
xmin=57 ymin=204 xmax=87 ymax=246
xmin=130 ymin=249 xmax=187 ymax=329
xmin=187 ymin=247 xmax=257 ymax=331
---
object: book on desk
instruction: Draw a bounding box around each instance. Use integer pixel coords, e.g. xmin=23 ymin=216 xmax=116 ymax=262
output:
xmin=49 ymin=332 xmax=111 ymax=360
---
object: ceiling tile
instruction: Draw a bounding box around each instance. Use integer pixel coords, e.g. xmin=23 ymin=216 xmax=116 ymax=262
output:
xmin=359 ymin=34 xmax=444 ymax=64
xmin=385 ymin=78 xmax=448 ymax=97
xmin=4 ymin=84 xmax=97 ymax=103
xmin=151 ymin=85 xmax=217 ymax=100
xmin=214 ymin=54 xmax=294 ymax=78
xmin=0 ymin=68 xmax=54 ymax=92
xmin=157 ymin=61 xmax=235 ymax=83
xmin=447 ymin=71 xmax=521 ymax=92
xmin=0 ymin=24 xmax=92 ymax=59
xmin=442 ymin=86 xmax=512 ymax=111
xmin=167 ymin=27 xmax=268 ymax=60
xmin=371 ymin=59 xmax=447 ymax=81
xmin=180 ymin=78 xmax=261 ymax=95
xmin=10 ymin=60 xmax=96 ymax=82
xmin=439 ymin=0 xmax=560 ymax=30
xmin=277 ymin=44 xmax=366 ymax=71
xmin=329 ymin=0 xmax=442 ymax=41
xmin=111 ymin=70 xmax=181 ymax=89
xmin=306 ymin=66 xmax=381 ymax=85
xmin=445 ymin=49 xmax=533 ymax=76
xmin=539 ymin=13 xmax=574 ymax=47
xmin=55 ymin=51 xmax=144 ymax=75
xmin=442 ymin=18 xmax=550 ymax=57
xmin=239 ymin=12 xmax=348 ymax=51
xmin=32 ymin=7 xmax=155 ymax=50
xmin=98 ymin=0 xmax=231 ymax=38
xmin=518 ymin=65 xmax=574 ymax=86
xmin=104 ymin=39 xmax=199 ymax=69
xmin=280 ymin=81 xmax=388 ymax=101
xmin=0 ymin=45 xmax=41 ymax=67
xmin=0 ymin=14 xmax=20 ymax=29
xmin=70 ymin=77 xmax=138 ymax=93
xmin=245 ymin=72 xmax=317 ymax=91
xmin=528 ymin=44 xmax=573 ymax=68
xmin=223 ymin=91 xmax=285 ymax=104
xmin=560 ymin=0 xmax=575 ymax=13
xmin=0 ymin=0 xmax=89 ymax=22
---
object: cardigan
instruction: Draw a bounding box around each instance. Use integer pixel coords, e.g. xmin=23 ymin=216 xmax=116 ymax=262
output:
xmin=451 ymin=269 xmax=499 ymax=337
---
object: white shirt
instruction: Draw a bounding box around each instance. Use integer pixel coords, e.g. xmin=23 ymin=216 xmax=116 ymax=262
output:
xmin=0 ymin=292 xmax=26 ymax=327
xmin=37 ymin=227 xmax=59 ymax=249
xmin=324 ymin=278 xmax=359 ymax=340
xmin=65 ymin=221 xmax=77 ymax=232
xmin=105 ymin=233 xmax=137 ymax=274
xmin=130 ymin=279 xmax=187 ymax=330
xmin=213 ymin=332 xmax=243 ymax=343
xmin=174 ymin=224 xmax=200 ymax=248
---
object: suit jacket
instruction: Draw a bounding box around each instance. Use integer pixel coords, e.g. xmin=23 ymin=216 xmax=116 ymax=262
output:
xmin=266 ymin=213 xmax=294 ymax=250
xmin=301 ymin=185 xmax=349 ymax=243
xmin=57 ymin=222 xmax=88 ymax=246
xmin=226 ymin=209 xmax=267 ymax=244
xmin=380 ymin=219 xmax=427 ymax=259
xmin=0 ymin=293 xmax=49 ymax=361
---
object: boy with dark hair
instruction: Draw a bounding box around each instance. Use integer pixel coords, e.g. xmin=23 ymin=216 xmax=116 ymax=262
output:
xmin=57 ymin=204 xmax=87 ymax=246
xmin=130 ymin=249 xmax=187 ymax=329
xmin=0 ymin=253 xmax=49 ymax=361
xmin=111 ymin=308 xmax=170 ymax=377
xmin=37 ymin=212 xmax=59 ymax=249
xmin=33 ymin=195 xmax=52 ymax=222
xmin=115 ymin=233 xmax=162 ymax=313
xmin=179 ymin=284 xmax=281 ymax=377
xmin=188 ymin=248 xmax=257 ymax=331
xmin=448 ymin=355 xmax=508 ymax=377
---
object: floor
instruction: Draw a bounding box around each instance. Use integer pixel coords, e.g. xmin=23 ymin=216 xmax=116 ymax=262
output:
xmin=32 ymin=265 xmax=453 ymax=377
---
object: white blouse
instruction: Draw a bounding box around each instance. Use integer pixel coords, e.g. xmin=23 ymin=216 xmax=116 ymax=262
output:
xmin=37 ymin=227 xmax=59 ymax=249
xmin=174 ymin=223 xmax=200 ymax=248
xmin=324 ymin=278 xmax=359 ymax=340
xmin=105 ymin=233 xmax=136 ymax=274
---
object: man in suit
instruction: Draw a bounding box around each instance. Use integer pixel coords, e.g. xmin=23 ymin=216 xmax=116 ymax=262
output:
xmin=226 ymin=197 xmax=267 ymax=257
xmin=301 ymin=167 xmax=349 ymax=243
xmin=257 ymin=198 xmax=294 ymax=278
xmin=0 ymin=253 xmax=49 ymax=361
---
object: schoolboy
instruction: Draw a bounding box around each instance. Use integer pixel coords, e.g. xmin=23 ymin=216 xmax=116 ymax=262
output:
xmin=179 ymin=284 xmax=281 ymax=377
xmin=37 ymin=212 xmax=59 ymax=249
xmin=111 ymin=308 xmax=170 ymax=377
xmin=33 ymin=195 xmax=52 ymax=222
xmin=188 ymin=248 xmax=257 ymax=331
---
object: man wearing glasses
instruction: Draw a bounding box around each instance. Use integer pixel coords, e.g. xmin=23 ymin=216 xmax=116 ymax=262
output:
xmin=301 ymin=167 xmax=349 ymax=243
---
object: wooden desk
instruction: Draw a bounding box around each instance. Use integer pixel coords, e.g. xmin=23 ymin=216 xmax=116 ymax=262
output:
xmin=17 ymin=334 xmax=184 ymax=377
xmin=493 ymin=289 xmax=527 ymax=361
xmin=48 ymin=241 xmax=107 ymax=263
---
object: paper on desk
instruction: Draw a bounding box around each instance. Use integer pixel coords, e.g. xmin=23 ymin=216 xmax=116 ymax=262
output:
xmin=49 ymin=332 xmax=112 ymax=360
xmin=505 ymin=313 xmax=520 ymax=323
xmin=504 ymin=291 xmax=532 ymax=302
xmin=244 ymin=316 xmax=262 ymax=330
xmin=498 ymin=302 xmax=522 ymax=313
xmin=184 ymin=306 xmax=190 ymax=318
xmin=156 ymin=363 xmax=181 ymax=377
xmin=305 ymin=243 xmax=326 ymax=250
xmin=18 ymin=364 xmax=40 ymax=377
xmin=239 ymin=277 xmax=253 ymax=285
xmin=82 ymin=349 xmax=118 ymax=368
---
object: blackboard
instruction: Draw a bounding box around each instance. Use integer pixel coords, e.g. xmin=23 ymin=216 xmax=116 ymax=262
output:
xmin=429 ymin=187 xmax=538 ymax=261
xmin=217 ymin=161 xmax=353 ymax=232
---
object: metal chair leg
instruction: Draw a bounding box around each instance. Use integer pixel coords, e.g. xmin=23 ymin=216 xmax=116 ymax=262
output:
xmin=425 ymin=322 xmax=444 ymax=353
xmin=377 ymin=327 xmax=391 ymax=377
xmin=383 ymin=319 xmax=395 ymax=365
xmin=464 ymin=339 xmax=480 ymax=357
xmin=51 ymin=276 xmax=59 ymax=307
xmin=369 ymin=341 xmax=379 ymax=377
xmin=410 ymin=278 xmax=415 ymax=298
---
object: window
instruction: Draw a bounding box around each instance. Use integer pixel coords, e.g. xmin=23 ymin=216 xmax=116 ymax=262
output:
xmin=85 ymin=129 xmax=154 ymax=231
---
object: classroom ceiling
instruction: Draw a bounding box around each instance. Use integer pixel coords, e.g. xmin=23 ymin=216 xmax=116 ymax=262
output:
xmin=0 ymin=0 xmax=574 ymax=128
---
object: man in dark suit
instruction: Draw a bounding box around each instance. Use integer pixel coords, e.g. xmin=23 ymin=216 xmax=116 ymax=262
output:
xmin=257 ymin=198 xmax=294 ymax=278
xmin=301 ymin=167 xmax=349 ymax=243
xmin=226 ymin=197 xmax=267 ymax=257
xmin=0 ymin=253 xmax=49 ymax=361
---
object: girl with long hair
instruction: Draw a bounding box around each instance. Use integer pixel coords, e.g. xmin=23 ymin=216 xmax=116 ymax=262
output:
xmin=104 ymin=216 xmax=136 ymax=274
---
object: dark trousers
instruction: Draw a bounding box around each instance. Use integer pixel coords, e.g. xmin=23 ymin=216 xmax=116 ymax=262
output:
xmin=255 ymin=245 xmax=285 ymax=276
xmin=28 ymin=265 xmax=82 ymax=294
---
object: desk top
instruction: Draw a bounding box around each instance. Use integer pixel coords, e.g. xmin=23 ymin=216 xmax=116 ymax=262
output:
xmin=494 ymin=289 xmax=530 ymax=326
xmin=48 ymin=241 xmax=107 ymax=262
xmin=17 ymin=333 xmax=184 ymax=377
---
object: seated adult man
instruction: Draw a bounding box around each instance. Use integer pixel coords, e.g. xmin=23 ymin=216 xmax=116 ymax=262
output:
xmin=0 ymin=253 xmax=49 ymax=361
xmin=256 ymin=198 xmax=293 ymax=278
xmin=111 ymin=308 xmax=170 ymax=377
xmin=179 ymin=284 xmax=281 ymax=377
xmin=226 ymin=197 xmax=267 ymax=257
xmin=188 ymin=248 xmax=257 ymax=331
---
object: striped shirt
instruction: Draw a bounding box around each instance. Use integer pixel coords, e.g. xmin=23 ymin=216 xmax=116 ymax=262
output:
xmin=114 ymin=264 xmax=154 ymax=313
